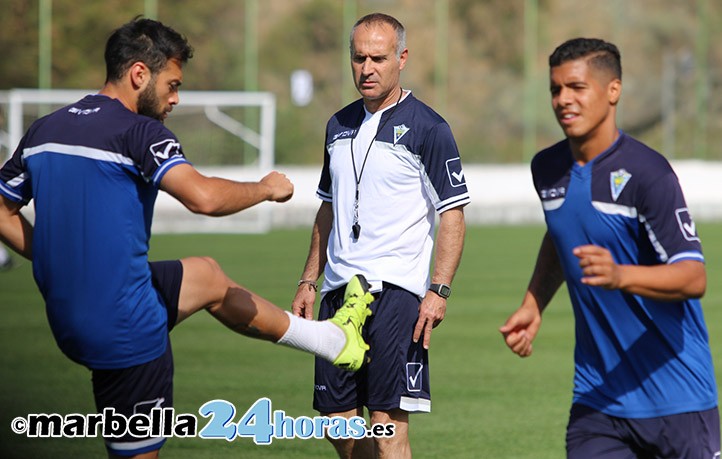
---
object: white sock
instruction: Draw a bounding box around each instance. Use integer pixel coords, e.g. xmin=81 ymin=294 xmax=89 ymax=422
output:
xmin=277 ymin=311 xmax=346 ymax=362
xmin=0 ymin=247 xmax=10 ymax=265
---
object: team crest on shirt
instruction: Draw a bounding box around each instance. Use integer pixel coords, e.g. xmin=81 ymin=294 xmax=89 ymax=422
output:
xmin=150 ymin=139 xmax=182 ymax=166
xmin=393 ymin=124 xmax=410 ymax=145
xmin=610 ymin=168 xmax=632 ymax=202
xmin=406 ymin=363 xmax=423 ymax=392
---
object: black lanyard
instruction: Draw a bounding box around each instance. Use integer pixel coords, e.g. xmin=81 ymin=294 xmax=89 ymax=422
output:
xmin=350 ymin=89 xmax=403 ymax=240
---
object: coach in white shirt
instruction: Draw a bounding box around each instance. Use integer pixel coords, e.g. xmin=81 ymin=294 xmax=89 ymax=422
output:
xmin=292 ymin=12 xmax=469 ymax=459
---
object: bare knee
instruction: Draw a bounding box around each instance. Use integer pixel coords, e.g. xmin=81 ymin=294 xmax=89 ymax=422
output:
xmin=370 ymin=410 xmax=410 ymax=459
xmin=322 ymin=409 xmax=375 ymax=459
xmin=194 ymin=256 xmax=224 ymax=279
xmin=327 ymin=436 xmax=375 ymax=459
xmin=374 ymin=435 xmax=410 ymax=459
xmin=177 ymin=256 xmax=234 ymax=321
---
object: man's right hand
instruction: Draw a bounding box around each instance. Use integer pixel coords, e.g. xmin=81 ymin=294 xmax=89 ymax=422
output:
xmin=260 ymin=171 xmax=293 ymax=203
xmin=499 ymin=301 xmax=542 ymax=358
xmin=292 ymin=284 xmax=316 ymax=320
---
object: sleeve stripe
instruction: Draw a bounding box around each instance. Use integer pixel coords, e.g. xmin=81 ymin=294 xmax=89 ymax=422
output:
xmin=152 ymin=156 xmax=190 ymax=186
xmin=437 ymin=194 xmax=470 ymax=213
xmin=668 ymin=251 xmax=705 ymax=264
xmin=316 ymin=189 xmax=333 ymax=201
xmin=0 ymin=180 xmax=24 ymax=202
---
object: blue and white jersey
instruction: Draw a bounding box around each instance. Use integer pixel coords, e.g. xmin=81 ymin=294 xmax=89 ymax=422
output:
xmin=532 ymin=131 xmax=717 ymax=418
xmin=318 ymin=92 xmax=470 ymax=296
xmin=0 ymin=94 xmax=190 ymax=369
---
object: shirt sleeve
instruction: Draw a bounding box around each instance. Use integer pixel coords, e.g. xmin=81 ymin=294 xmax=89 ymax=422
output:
xmin=125 ymin=120 xmax=191 ymax=187
xmin=638 ymin=168 xmax=703 ymax=264
xmin=419 ymin=122 xmax=470 ymax=213
xmin=0 ymin=134 xmax=32 ymax=205
xmin=316 ymin=125 xmax=333 ymax=202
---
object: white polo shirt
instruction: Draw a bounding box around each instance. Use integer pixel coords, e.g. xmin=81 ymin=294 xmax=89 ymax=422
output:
xmin=317 ymin=91 xmax=470 ymax=296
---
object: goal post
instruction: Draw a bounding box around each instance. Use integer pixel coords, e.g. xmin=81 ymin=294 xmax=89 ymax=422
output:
xmin=0 ymin=88 xmax=277 ymax=233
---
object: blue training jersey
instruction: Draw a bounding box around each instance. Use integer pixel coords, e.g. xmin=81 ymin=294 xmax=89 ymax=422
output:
xmin=0 ymin=94 xmax=190 ymax=369
xmin=532 ymin=131 xmax=717 ymax=418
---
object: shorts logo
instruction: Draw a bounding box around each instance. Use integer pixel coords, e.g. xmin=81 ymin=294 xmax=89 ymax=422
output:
xmin=134 ymin=397 xmax=165 ymax=414
xmin=445 ymin=157 xmax=466 ymax=188
xmin=393 ymin=124 xmax=410 ymax=145
xmin=406 ymin=363 xmax=423 ymax=392
xmin=610 ymin=168 xmax=632 ymax=202
xmin=150 ymin=139 xmax=182 ymax=165
xmin=675 ymin=208 xmax=700 ymax=242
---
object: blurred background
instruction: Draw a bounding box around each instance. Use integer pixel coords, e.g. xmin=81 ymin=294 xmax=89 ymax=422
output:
xmin=2 ymin=0 xmax=721 ymax=166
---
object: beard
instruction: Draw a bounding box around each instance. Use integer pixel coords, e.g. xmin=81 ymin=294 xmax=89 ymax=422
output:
xmin=137 ymin=80 xmax=165 ymax=122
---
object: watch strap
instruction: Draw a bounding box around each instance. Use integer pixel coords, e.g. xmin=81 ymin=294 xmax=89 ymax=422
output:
xmin=429 ymin=283 xmax=451 ymax=299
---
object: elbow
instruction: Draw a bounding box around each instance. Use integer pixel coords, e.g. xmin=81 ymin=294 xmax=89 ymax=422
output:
xmin=187 ymin=202 xmax=223 ymax=216
xmin=181 ymin=190 xmax=221 ymax=216
xmin=685 ymin=276 xmax=706 ymax=299
xmin=681 ymin=265 xmax=706 ymax=299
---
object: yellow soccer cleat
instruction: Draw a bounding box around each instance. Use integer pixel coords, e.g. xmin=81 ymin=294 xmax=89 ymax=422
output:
xmin=329 ymin=274 xmax=374 ymax=371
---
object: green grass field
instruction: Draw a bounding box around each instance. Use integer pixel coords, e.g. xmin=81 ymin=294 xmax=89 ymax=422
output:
xmin=2 ymin=224 xmax=722 ymax=458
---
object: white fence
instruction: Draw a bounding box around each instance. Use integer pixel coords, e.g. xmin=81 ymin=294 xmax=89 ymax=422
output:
xmin=11 ymin=162 xmax=722 ymax=232
xmin=3 ymin=90 xmax=721 ymax=231
xmin=149 ymin=161 xmax=722 ymax=232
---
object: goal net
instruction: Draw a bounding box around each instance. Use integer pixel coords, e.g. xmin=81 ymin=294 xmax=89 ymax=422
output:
xmin=0 ymin=89 xmax=276 ymax=233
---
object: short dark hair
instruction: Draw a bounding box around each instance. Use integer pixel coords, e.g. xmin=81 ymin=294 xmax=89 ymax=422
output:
xmin=104 ymin=17 xmax=193 ymax=83
xmin=350 ymin=13 xmax=406 ymax=59
xmin=549 ymin=38 xmax=621 ymax=80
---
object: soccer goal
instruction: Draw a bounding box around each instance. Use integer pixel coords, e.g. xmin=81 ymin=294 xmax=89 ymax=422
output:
xmin=0 ymin=89 xmax=277 ymax=233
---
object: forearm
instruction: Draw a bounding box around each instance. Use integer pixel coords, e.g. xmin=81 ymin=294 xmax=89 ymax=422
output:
xmin=178 ymin=176 xmax=275 ymax=216
xmin=300 ymin=202 xmax=332 ymax=281
xmin=616 ymin=260 xmax=705 ymax=301
xmin=431 ymin=207 xmax=465 ymax=284
xmin=161 ymin=165 xmax=292 ymax=216
xmin=574 ymin=243 xmax=706 ymax=301
xmin=526 ymin=232 xmax=565 ymax=312
xmin=0 ymin=197 xmax=33 ymax=260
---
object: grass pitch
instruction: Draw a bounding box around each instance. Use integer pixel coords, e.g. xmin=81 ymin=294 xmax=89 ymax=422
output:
xmin=2 ymin=224 xmax=722 ymax=458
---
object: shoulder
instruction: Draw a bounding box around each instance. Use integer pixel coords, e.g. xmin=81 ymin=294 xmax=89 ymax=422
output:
xmin=619 ymin=134 xmax=670 ymax=167
xmin=399 ymin=93 xmax=447 ymax=127
xmin=325 ymin=99 xmax=364 ymax=143
xmin=392 ymin=95 xmax=454 ymax=151
xmin=329 ymin=99 xmax=364 ymax=126
xmin=604 ymin=133 xmax=674 ymax=182
xmin=531 ymin=139 xmax=572 ymax=176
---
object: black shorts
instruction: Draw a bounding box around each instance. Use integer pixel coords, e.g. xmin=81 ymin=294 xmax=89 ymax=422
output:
xmin=566 ymin=403 xmax=721 ymax=459
xmin=90 ymin=260 xmax=182 ymax=456
xmin=313 ymin=283 xmax=431 ymax=414
xmin=150 ymin=259 xmax=183 ymax=331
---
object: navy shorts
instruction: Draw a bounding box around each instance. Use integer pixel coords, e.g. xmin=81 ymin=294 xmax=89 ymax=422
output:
xmin=314 ymin=283 xmax=430 ymax=414
xmin=150 ymin=259 xmax=183 ymax=331
xmin=566 ymin=403 xmax=721 ymax=459
xmin=90 ymin=260 xmax=182 ymax=456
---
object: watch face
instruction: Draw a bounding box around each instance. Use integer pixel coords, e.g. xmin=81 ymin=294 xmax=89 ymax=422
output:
xmin=431 ymin=284 xmax=451 ymax=298
xmin=439 ymin=285 xmax=451 ymax=298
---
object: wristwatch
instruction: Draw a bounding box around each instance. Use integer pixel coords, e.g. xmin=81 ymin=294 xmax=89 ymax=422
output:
xmin=428 ymin=283 xmax=451 ymax=299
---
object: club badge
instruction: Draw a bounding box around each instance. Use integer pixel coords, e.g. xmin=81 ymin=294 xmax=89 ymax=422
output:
xmin=393 ymin=124 xmax=410 ymax=145
xmin=610 ymin=169 xmax=632 ymax=202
